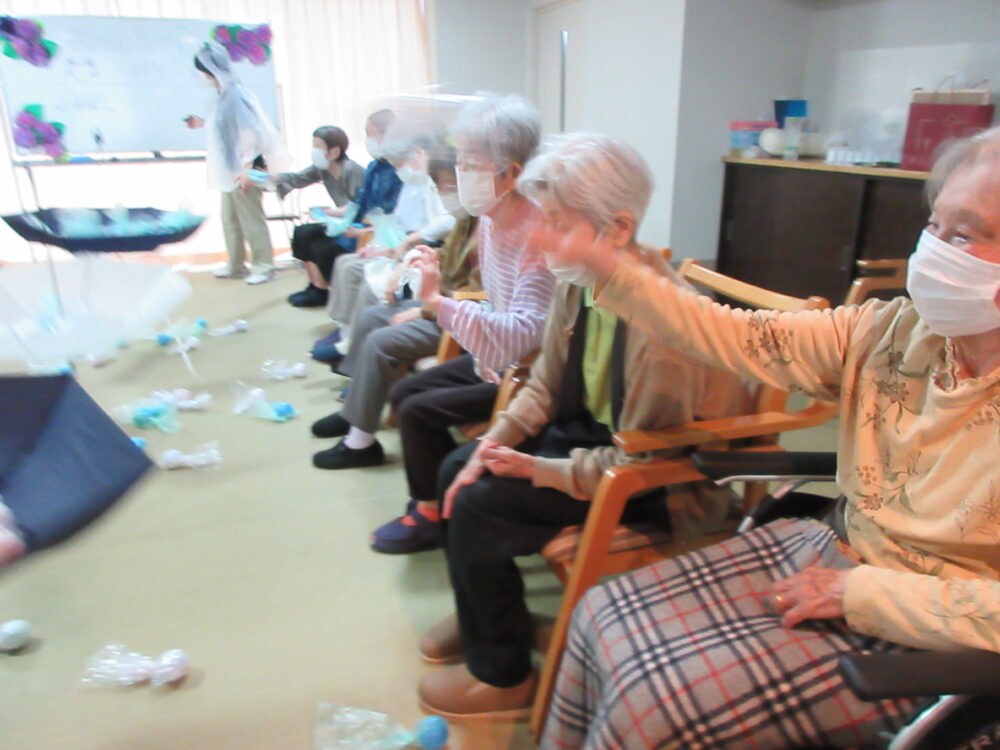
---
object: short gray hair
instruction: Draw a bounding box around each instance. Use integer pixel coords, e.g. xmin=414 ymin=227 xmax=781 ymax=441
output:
xmin=451 ymin=92 xmax=541 ymax=168
xmin=926 ymin=124 xmax=1000 ymax=206
xmin=517 ymin=132 xmax=654 ymax=231
xmin=380 ymin=119 xmax=444 ymax=164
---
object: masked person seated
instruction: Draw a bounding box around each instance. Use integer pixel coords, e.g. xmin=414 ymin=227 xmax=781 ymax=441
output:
xmin=309 ymin=148 xmax=479 ymax=469
xmin=316 ymin=124 xmax=457 ymax=366
xmin=541 ymin=125 xmax=1000 ymax=748
xmin=416 ymin=132 xmax=751 ymax=719
xmin=361 ymin=93 xmax=555 ymax=538
xmin=273 ymin=126 xmax=366 ymax=307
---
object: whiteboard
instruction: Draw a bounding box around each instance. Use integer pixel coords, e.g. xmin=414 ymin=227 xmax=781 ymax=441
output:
xmin=0 ymin=16 xmax=280 ymax=156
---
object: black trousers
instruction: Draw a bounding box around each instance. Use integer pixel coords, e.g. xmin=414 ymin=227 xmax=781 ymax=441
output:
xmin=437 ymin=434 xmax=667 ymax=688
xmin=290 ymin=222 xmax=352 ymax=281
xmin=388 ymin=353 xmax=497 ymax=501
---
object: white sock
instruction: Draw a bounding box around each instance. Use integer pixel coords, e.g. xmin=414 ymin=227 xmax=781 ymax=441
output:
xmin=344 ymin=426 xmax=375 ymax=450
xmin=338 ymin=324 xmax=351 ymax=340
xmin=335 ymin=337 xmax=351 ymax=355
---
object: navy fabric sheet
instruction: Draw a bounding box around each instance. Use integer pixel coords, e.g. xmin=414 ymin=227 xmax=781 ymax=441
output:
xmin=0 ymin=375 xmax=152 ymax=550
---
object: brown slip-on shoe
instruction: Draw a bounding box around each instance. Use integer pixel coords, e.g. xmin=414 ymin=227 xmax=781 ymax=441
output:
xmin=420 ymin=613 xmax=464 ymax=665
xmin=418 ymin=664 xmax=537 ymax=721
xmin=419 ymin=613 xmax=556 ymax=665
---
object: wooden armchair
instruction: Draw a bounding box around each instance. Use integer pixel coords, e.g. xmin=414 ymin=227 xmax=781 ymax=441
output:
xmin=530 ymin=259 xmax=837 ymax=738
xmin=844 ymin=258 xmax=908 ymax=306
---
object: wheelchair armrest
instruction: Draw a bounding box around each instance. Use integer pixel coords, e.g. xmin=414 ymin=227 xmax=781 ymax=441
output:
xmin=692 ymin=451 xmax=837 ymax=483
xmin=840 ymin=650 xmax=1000 ymax=701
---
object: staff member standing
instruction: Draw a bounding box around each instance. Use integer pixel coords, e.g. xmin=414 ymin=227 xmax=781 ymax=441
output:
xmin=186 ymin=41 xmax=288 ymax=285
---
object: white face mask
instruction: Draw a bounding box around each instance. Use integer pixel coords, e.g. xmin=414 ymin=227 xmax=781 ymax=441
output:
xmin=311 ymin=148 xmax=331 ymax=170
xmin=396 ymin=164 xmax=429 ymax=186
xmin=544 ymin=252 xmax=598 ymax=288
xmin=440 ymin=191 xmax=468 ymax=218
xmin=365 ymin=137 xmax=383 ymax=160
xmin=906 ymin=229 xmax=1000 ymax=337
xmin=456 ymin=168 xmax=504 ymax=217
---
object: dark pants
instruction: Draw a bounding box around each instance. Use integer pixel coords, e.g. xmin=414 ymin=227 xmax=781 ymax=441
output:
xmin=388 ymin=354 xmax=497 ymax=501
xmin=437 ymin=435 xmax=667 ymax=688
xmin=290 ymin=222 xmax=354 ymax=281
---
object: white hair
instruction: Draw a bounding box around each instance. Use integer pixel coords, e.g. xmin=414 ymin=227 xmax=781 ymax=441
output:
xmin=517 ymin=132 xmax=654 ymax=232
xmin=927 ymin=124 xmax=1000 ymax=205
xmin=451 ymin=92 xmax=541 ymax=168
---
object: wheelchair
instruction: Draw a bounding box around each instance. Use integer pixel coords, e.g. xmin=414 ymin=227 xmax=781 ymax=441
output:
xmin=692 ymin=450 xmax=1000 ymax=750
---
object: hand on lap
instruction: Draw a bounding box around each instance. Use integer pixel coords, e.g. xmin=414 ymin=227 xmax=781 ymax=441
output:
xmin=771 ymin=566 xmax=849 ymax=628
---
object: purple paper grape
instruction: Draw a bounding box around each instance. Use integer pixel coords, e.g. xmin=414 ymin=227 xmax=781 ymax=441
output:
xmin=25 ymin=40 xmax=48 ymax=66
xmin=36 ymin=122 xmax=58 ymax=140
xmin=236 ymin=29 xmax=254 ymax=46
xmin=247 ymin=44 xmax=267 ymax=65
xmin=0 ymin=17 xmax=16 ymax=37
xmin=13 ymin=128 xmax=36 ymax=148
xmin=14 ymin=19 xmax=41 ymax=41
xmin=227 ymin=43 xmax=244 ymax=62
xmin=214 ymin=26 xmax=230 ymax=43
xmin=255 ymin=25 xmax=272 ymax=45
xmin=10 ymin=36 xmax=27 ymax=58
xmin=44 ymin=143 xmax=63 ymax=159
xmin=15 ymin=111 xmax=38 ymax=128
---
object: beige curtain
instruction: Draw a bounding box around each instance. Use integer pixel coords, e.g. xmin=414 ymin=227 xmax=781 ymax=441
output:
xmin=0 ymin=0 xmax=431 ymax=263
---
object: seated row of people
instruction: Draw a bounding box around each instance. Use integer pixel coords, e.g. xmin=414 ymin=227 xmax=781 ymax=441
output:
xmin=276 ymin=92 xmax=1000 ymax=747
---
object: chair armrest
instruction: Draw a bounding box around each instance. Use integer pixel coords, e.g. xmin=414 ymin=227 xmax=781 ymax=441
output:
xmin=840 ymin=651 xmax=1000 ymax=700
xmin=614 ymin=402 xmax=836 ymax=453
xmin=451 ymin=290 xmax=487 ymax=302
xmin=692 ymin=451 xmax=837 ymax=483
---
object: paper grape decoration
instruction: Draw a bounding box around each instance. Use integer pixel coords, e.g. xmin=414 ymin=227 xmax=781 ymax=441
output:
xmin=13 ymin=105 xmax=66 ymax=160
xmin=212 ymin=24 xmax=271 ymax=65
xmin=0 ymin=16 xmax=58 ymax=67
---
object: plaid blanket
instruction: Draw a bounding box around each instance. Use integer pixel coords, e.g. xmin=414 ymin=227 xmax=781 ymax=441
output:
xmin=542 ymin=519 xmax=921 ymax=749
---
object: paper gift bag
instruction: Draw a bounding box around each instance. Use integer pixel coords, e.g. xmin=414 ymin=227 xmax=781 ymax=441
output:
xmin=901 ymin=89 xmax=995 ymax=171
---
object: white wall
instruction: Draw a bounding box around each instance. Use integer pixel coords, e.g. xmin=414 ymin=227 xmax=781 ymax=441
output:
xmin=670 ymin=0 xmax=812 ymax=261
xmin=431 ymin=0 xmax=530 ymax=96
xmin=804 ymin=0 xmax=1000 ymax=156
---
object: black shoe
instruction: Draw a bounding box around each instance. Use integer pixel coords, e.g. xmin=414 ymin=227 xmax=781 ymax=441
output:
xmin=312 ymin=439 xmax=385 ymax=470
xmin=311 ymin=412 xmax=350 ymax=438
xmin=288 ymin=284 xmax=329 ymax=308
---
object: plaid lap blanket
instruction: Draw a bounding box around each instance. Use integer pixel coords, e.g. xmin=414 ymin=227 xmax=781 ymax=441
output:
xmin=543 ymin=518 xmax=921 ymax=750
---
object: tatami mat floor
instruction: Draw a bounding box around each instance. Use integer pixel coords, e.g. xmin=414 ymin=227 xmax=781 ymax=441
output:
xmin=0 ymin=266 xmax=838 ymax=750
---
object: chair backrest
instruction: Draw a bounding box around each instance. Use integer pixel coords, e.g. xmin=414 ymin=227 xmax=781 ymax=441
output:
xmin=435 ymin=290 xmax=488 ymax=363
xmin=843 ymin=258 xmax=908 ymax=307
xmin=678 ymin=258 xmax=831 ymax=422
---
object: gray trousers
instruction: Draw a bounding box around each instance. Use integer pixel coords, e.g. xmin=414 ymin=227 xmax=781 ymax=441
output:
xmin=340 ymin=300 xmax=441 ymax=434
xmin=327 ymin=254 xmax=374 ymax=325
xmin=220 ymin=187 xmax=273 ymax=274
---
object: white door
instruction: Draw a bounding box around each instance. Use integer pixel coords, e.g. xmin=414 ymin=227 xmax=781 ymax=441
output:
xmin=532 ymin=0 xmax=586 ymax=136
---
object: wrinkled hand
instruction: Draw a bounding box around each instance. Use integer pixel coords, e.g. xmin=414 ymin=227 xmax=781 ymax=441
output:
xmin=392 ymin=240 xmax=412 ymax=259
xmin=771 ymin=566 xmax=849 ymax=629
xmin=411 ymin=246 xmax=442 ymax=311
xmin=443 ymin=438 xmax=499 ymax=518
xmin=236 ymin=173 xmax=253 ymax=193
xmin=390 ymin=306 xmax=421 ymax=326
xmin=480 ymin=445 xmax=535 ymax=479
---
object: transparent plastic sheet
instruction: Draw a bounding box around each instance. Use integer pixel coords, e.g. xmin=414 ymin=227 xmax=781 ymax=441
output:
xmin=366 ymin=208 xmax=407 ymax=250
xmin=314 ymin=703 xmax=448 ymax=750
xmin=159 ymin=442 xmax=222 ymax=470
xmin=232 ymin=381 xmax=297 ymax=422
xmin=82 ymin=643 xmax=188 ymax=688
xmin=321 ymin=202 xmax=359 ymax=238
xmin=260 ymin=360 xmax=307 ymax=381
xmin=150 ymin=388 xmax=212 ymax=411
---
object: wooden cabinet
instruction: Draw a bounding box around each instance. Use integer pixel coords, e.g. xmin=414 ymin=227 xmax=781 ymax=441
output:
xmin=716 ymin=158 xmax=928 ymax=304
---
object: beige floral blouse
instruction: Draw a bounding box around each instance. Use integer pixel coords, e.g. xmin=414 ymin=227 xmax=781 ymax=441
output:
xmin=598 ymin=259 xmax=1000 ymax=653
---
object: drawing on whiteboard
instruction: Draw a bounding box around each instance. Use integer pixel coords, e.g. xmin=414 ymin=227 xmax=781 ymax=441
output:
xmin=12 ymin=105 xmax=66 ymax=159
xmin=0 ymin=16 xmax=58 ymax=67
xmin=212 ymin=24 xmax=271 ymax=66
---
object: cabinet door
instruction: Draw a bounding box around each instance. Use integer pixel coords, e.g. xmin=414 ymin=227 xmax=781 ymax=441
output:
xmin=718 ymin=165 xmax=864 ymax=304
xmin=857 ymin=179 xmax=928 ymax=261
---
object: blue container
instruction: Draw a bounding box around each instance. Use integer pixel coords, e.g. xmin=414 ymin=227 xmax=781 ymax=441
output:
xmin=774 ymin=99 xmax=808 ymax=128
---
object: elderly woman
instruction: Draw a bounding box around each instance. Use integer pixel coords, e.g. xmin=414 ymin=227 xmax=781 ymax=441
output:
xmin=541 ymin=125 xmax=1000 ymax=748
xmin=416 ymin=133 xmax=750 ymax=718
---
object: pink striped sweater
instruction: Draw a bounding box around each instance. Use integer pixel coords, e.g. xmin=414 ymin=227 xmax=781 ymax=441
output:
xmin=437 ymin=200 xmax=554 ymax=380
